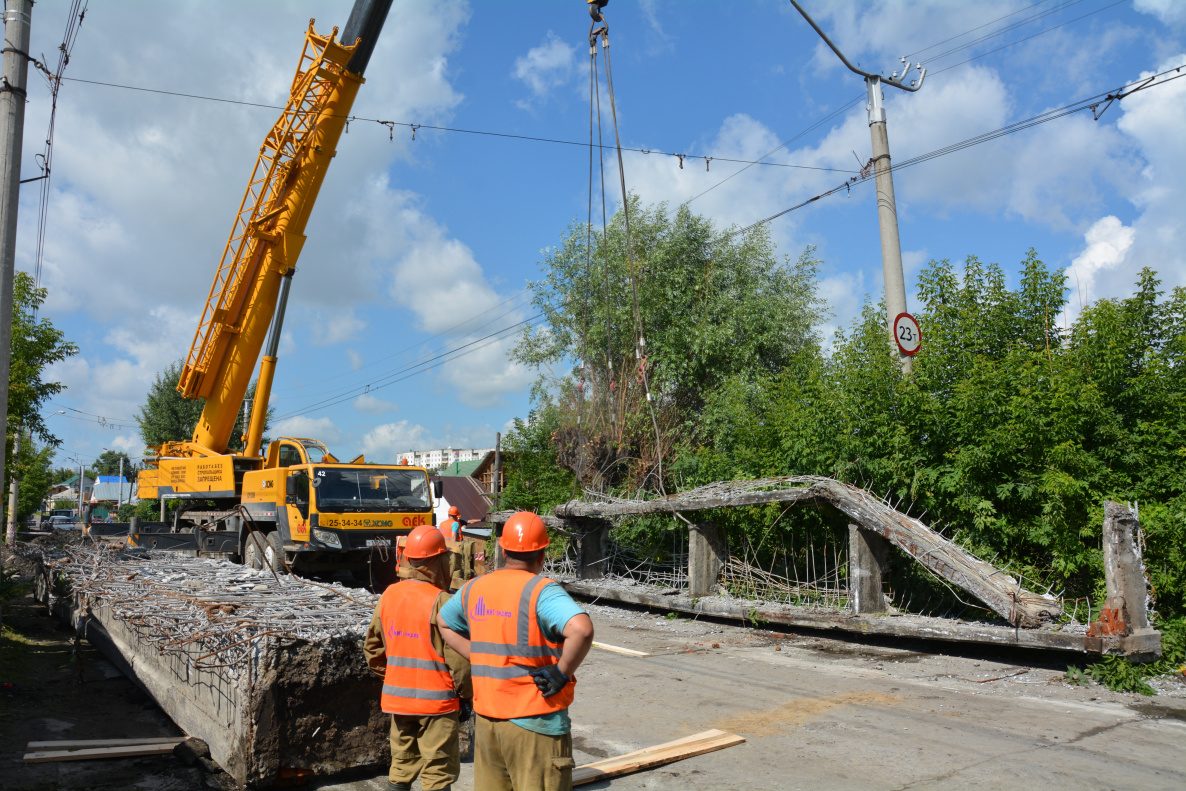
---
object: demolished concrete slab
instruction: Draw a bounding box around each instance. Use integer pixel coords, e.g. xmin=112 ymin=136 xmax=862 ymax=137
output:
xmin=35 ymin=546 xmax=387 ymax=787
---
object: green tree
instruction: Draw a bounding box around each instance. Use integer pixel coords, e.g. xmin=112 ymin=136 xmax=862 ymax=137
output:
xmin=137 ymin=361 xmax=267 ymax=452
xmin=6 ymin=272 xmax=78 ymax=448
xmin=91 ymin=449 xmax=136 ymax=479
xmin=513 ymin=196 xmax=824 ymax=489
xmin=500 ymin=408 xmax=576 ymax=515
xmin=16 ymin=440 xmax=54 ymax=520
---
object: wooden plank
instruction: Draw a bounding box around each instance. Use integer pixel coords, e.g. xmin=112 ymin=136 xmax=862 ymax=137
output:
xmin=23 ymin=743 xmax=181 ymax=763
xmin=592 ymin=641 xmax=652 ymax=658
xmin=573 ymin=729 xmax=745 ymax=785
xmin=26 ymin=737 xmax=186 ymax=751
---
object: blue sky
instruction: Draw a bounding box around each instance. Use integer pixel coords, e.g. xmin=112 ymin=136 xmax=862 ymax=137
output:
xmin=19 ymin=0 xmax=1186 ymax=471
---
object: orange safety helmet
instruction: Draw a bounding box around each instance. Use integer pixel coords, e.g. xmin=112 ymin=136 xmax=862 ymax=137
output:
xmin=448 ymin=505 xmax=460 ymax=517
xmin=499 ymin=511 xmax=550 ymax=552
xmin=404 ymin=524 xmax=447 ymax=560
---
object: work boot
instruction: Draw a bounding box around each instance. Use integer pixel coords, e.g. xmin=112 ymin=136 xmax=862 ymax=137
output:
xmin=387 ymin=783 xmax=411 ymax=791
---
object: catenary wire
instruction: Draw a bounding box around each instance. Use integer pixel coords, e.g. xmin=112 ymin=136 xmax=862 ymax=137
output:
xmin=274 ymin=315 xmax=542 ymax=421
xmin=722 ymin=63 xmax=1183 ymax=242
xmin=30 ymin=1 xmax=88 ymax=301
xmin=904 ymin=0 xmax=1056 ymax=59
xmin=60 ymin=76 xmax=856 ymax=174
xmin=267 ymin=288 xmax=534 ymax=396
xmin=692 ymin=0 xmax=1123 ymax=209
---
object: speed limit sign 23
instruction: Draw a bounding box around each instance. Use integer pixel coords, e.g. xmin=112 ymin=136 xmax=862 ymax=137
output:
xmin=893 ymin=312 xmax=922 ymax=356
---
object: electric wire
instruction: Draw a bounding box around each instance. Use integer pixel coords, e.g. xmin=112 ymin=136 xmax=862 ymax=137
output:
xmin=903 ymin=0 xmax=1056 ymax=59
xmin=30 ymin=1 xmax=88 ymax=298
xmin=267 ymin=287 xmax=534 ymax=396
xmin=273 ymin=314 xmax=542 ymax=421
xmin=61 ymin=76 xmax=856 ymax=174
xmin=693 ymin=0 xmax=1124 ymax=209
xmin=720 ymin=63 xmax=1184 ymax=243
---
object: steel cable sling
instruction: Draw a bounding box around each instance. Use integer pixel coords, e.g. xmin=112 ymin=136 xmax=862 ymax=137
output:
xmin=589 ymin=1 xmax=666 ymax=494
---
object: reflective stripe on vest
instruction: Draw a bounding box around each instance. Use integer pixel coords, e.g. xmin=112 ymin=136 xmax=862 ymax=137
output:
xmin=378 ymin=579 xmax=459 ymax=716
xmin=439 ymin=519 xmax=460 ymax=541
xmin=463 ymin=569 xmax=575 ymax=719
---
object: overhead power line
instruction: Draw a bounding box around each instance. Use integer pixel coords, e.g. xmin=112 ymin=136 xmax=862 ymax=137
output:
xmin=60 ymin=76 xmax=857 ymax=175
xmin=274 ymin=315 xmax=542 ymax=421
xmin=724 ymin=62 xmax=1183 ymax=240
xmin=691 ymin=0 xmax=1120 ymax=207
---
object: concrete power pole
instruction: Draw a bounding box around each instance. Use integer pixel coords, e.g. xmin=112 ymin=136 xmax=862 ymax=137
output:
xmin=4 ymin=427 xmax=17 ymax=540
xmin=0 ymin=0 xmax=32 ymax=542
xmin=790 ymin=1 xmax=925 ymax=369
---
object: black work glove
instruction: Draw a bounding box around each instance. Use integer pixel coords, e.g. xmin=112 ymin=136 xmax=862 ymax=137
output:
xmin=530 ymin=664 xmax=569 ymax=698
xmin=459 ymin=698 xmax=474 ymax=720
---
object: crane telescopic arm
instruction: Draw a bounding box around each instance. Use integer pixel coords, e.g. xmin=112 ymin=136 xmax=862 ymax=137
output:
xmin=171 ymin=0 xmax=392 ymax=459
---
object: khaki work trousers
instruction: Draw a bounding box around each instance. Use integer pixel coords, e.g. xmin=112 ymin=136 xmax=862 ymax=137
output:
xmin=389 ymin=711 xmax=461 ymax=791
xmin=474 ymin=714 xmax=576 ymax=791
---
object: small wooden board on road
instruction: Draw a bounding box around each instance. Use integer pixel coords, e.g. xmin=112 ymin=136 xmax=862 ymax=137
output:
xmin=573 ymin=728 xmax=745 ymax=785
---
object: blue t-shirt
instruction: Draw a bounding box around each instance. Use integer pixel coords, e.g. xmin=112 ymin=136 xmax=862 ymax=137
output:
xmin=439 ymin=576 xmax=586 ymax=735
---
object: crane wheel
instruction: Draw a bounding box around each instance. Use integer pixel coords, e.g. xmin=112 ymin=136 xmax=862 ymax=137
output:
xmin=244 ymin=532 xmax=267 ymax=570
xmin=264 ymin=531 xmax=285 ymax=574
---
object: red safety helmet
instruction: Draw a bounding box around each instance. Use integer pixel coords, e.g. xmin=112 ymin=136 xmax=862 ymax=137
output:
xmin=448 ymin=505 xmax=460 ymax=517
xmin=404 ymin=525 xmax=447 ymax=559
xmin=499 ymin=511 xmax=549 ymax=552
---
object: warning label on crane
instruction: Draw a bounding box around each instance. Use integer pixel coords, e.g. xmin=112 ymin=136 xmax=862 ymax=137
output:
xmin=893 ymin=312 xmax=922 ymax=356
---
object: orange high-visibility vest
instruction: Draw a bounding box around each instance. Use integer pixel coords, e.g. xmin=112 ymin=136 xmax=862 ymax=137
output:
xmin=377 ymin=579 xmax=459 ymax=716
xmin=463 ymin=569 xmax=574 ymax=719
xmin=439 ymin=518 xmax=461 ymax=541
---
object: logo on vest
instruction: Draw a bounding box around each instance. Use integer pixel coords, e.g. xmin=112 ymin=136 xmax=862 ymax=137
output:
xmin=386 ymin=623 xmax=420 ymax=640
xmin=470 ymin=596 xmax=512 ymax=621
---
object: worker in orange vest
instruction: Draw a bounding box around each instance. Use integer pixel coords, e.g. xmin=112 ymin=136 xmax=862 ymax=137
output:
xmin=439 ymin=505 xmax=464 ymax=541
xmin=437 ymin=512 xmax=594 ymax=791
xmin=364 ymin=525 xmax=472 ymax=791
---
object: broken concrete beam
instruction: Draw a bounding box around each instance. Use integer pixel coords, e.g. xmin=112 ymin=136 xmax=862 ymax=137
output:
xmin=35 ymin=546 xmax=388 ymax=787
xmin=576 ymin=518 xmax=610 ymax=580
xmin=561 ymin=580 xmax=1159 ymax=658
xmin=688 ymin=523 xmax=726 ymax=598
xmin=848 ymin=524 xmax=889 ymax=615
xmin=1091 ymin=501 xmax=1161 ymax=661
xmin=552 ymin=475 xmax=1063 ymax=627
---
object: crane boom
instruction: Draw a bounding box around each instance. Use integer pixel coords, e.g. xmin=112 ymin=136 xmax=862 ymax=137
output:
xmin=175 ymin=1 xmax=391 ymax=457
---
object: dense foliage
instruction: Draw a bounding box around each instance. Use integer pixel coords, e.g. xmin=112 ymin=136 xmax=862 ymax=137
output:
xmin=91 ymin=449 xmax=137 ymax=479
xmin=506 ymin=199 xmax=1186 ymax=690
xmin=137 ymin=361 xmax=266 ymax=452
xmin=513 ymin=196 xmax=823 ymax=490
xmin=687 ymin=255 xmax=1186 ymax=619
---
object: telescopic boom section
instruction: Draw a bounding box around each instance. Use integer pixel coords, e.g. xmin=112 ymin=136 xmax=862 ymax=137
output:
xmin=176 ymin=0 xmax=391 ymax=456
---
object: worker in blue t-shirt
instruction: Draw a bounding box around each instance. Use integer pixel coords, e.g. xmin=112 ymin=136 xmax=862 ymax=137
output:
xmin=437 ymin=512 xmax=593 ymax=791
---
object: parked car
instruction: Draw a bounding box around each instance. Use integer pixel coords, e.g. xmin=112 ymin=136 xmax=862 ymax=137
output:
xmin=49 ymin=515 xmax=74 ymax=528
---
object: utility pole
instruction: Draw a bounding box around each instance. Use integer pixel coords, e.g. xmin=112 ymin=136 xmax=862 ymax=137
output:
xmin=789 ymin=1 xmax=925 ymax=369
xmin=0 ymin=0 xmax=31 ymax=541
xmin=4 ymin=427 xmax=17 ymax=541
xmin=76 ymin=461 xmax=83 ymax=521
xmin=117 ymin=454 xmax=124 ymax=508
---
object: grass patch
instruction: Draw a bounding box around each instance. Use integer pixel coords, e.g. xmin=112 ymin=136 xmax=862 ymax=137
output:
xmin=1 ymin=623 xmax=39 ymax=683
xmin=1067 ymin=617 xmax=1186 ymax=696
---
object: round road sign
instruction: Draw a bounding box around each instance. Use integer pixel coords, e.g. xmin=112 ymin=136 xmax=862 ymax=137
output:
xmin=893 ymin=312 xmax=922 ymax=356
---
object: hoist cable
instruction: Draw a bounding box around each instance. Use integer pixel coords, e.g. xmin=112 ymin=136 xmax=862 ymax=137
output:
xmin=591 ymin=44 xmax=615 ymax=428
xmin=594 ymin=7 xmax=666 ymax=495
xmin=577 ymin=44 xmax=597 ymax=486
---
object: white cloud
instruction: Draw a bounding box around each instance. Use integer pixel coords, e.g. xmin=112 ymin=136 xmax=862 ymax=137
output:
xmin=355 ymin=394 xmax=399 ymax=415
xmin=512 ymin=31 xmax=575 ymax=104
xmin=360 ymin=421 xmax=436 ymax=463
xmin=1135 ymin=0 xmax=1186 ymax=27
xmin=270 ymin=415 xmax=343 ymax=446
xmin=1065 ymin=216 xmax=1136 ymax=312
xmin=347 ymin=350 xmax=363 ymax=371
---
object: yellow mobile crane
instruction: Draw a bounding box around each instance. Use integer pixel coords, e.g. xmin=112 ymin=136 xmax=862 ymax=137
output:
xmin=135 ymin=0 xmax=443 ymax=577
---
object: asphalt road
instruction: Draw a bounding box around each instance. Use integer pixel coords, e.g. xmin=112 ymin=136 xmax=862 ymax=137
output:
xmin=318 ymin=602 xmax=1186 ymax=791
